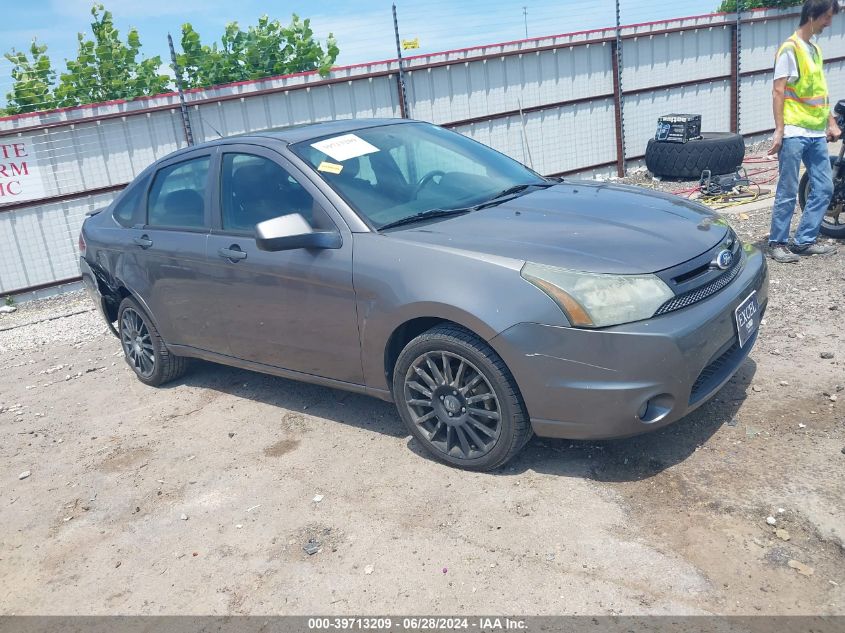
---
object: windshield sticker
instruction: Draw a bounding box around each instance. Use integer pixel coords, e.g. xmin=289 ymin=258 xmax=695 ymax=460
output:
xmin=311 ymin=134 xmax=379 ymax=162
xmin=317 ymin=161 xmax=343 ymax=174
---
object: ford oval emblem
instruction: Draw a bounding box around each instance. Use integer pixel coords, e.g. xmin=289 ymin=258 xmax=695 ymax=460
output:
xmin=713 ymin=249 xmax=733 ymax=270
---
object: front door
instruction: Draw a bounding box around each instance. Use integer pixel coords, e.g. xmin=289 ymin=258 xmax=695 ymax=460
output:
xmin=204 ymin=146 xmax=362 ymax=384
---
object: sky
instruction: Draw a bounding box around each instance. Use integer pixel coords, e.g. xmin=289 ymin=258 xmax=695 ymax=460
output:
xmin=2 ymin=0 xmax=719 ymax=93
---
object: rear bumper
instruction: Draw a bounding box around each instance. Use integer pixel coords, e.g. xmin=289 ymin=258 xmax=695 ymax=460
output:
xmin=490 ymin=247 xmax=769 ymax=440
xmin=80 ymin=257 xmax=117 ymax=335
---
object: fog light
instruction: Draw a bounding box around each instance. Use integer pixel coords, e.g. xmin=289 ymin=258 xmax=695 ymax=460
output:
xmin=637 ymin=394 xmax=675 ymax=424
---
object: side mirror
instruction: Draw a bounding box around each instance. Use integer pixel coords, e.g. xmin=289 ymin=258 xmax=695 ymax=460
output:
xmin=255 ymin=213 xmax=342 ymax=252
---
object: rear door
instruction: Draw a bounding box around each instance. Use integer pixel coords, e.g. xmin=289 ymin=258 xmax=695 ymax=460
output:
xmin=128 ymin=150 xmax=225 ymax=352
xmin=204 ymin=144 xmax=362 ymax=383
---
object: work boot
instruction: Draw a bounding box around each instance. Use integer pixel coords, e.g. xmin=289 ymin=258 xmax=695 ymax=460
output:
xmin=790 ymin=242 xmax=839 ymax=256
xmin=768 ymin=244 xmax=800 ymax=263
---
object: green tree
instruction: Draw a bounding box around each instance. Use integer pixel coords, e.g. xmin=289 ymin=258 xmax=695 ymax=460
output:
xmin=4 ymin=39 xmax=57 ymax=114
xmin=177 ymin=14 xmax=339 ymax=89
xmin=54 ymin=4 xmax=170 ymax=108
xmin=717 ymin=0 xmax=802 ymax=12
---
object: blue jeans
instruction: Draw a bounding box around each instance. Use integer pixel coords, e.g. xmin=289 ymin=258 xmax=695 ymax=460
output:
xmin=769 ymin=136 xmax=833 ymax=246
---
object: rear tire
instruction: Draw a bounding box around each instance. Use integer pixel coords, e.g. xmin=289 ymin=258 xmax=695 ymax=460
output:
xmin=392 ymin=324 xmax=532 ymax=471
xmin=798 ymin=155 xmax=845 ymax=239
xmin=117 ymin=297 xmax=189 ymax=386
xmin=645 ymin=132 xmax=745 ymax=180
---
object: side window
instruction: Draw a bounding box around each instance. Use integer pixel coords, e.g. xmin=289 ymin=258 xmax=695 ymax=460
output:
xmin=147 ymin=157 xmax=210 ymax=228
xmin=220 ymin=153 xmax=335 ymax=233
xmin=112 ymin=176 xmax=148 ymax=228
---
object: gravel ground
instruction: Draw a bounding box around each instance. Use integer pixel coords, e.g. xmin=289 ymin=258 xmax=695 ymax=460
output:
xmin=1 ymin=149 xmax=843 ymax=615
xmin=0 ymin=293 xmax=105 ymax=354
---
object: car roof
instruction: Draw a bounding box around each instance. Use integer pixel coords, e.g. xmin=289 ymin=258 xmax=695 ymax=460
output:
xmin=132 ymin=118 xmax=421 ymax=181
xmin=243 ymin=118 xmax=413 ymax=144
xmin=167 ymin=118 xmax=414 ymax=159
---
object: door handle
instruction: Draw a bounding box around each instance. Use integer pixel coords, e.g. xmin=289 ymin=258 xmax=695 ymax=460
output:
xmin=133 ymin=235 xmax=153 ymax=249
xmin=218 ymin=246 xmax=247 ymax=262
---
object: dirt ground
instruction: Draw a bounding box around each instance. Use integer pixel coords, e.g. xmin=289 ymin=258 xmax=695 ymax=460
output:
xmin=1 ymin=150 xmax=843 ymax=616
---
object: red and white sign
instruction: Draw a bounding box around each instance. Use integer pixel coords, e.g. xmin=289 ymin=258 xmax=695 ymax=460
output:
xmin=0 ymin=137 xmax=45 ymax=204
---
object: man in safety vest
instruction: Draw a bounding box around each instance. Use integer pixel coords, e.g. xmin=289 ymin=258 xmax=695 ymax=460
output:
xmin=767 ymin=0 xmax=840 ymax=263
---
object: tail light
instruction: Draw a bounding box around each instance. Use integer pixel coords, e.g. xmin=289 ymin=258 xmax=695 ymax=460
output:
xmin=78 ymin=233 xmax=87 ymax=256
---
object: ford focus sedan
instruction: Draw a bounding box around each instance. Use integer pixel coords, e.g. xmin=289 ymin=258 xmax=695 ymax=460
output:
xmin=79 ymin=118 xmax=768 ymax=470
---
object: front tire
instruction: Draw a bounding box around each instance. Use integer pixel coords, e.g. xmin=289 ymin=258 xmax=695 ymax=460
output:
xmin=798 ymin=156 xmax=845 ymax=239
xmin=117 ymin=297 xmax=188 ymax=386
xmin=392 ymin=324 xmax=532 ymax=471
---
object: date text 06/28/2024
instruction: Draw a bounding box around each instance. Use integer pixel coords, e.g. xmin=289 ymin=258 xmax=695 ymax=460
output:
xmin=307 ymin=617 xmax=527 ymax=630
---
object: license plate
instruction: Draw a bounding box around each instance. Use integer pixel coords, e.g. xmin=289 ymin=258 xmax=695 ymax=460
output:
xmin=734 ymin=291 xmax=760 ymax=348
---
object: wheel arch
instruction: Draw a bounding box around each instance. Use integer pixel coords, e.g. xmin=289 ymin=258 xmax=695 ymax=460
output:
xmin=112 ymin=285 xmax=166 ymax=344
xmin=384 ymin=317 xmax=450 ymax=391
xmin=387 ymin=320 xmax=533 ymax=470
xmin=380 ymin=310 xmax=508 ymax=397
xmin=105 ymin=285 xmax=133 ymax=323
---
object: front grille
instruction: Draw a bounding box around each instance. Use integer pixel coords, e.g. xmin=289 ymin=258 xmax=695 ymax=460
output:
xmin=689 ymin=341 xmax=741 ymax=405
xmin=655 ymin=250 xmax=743 ymax=316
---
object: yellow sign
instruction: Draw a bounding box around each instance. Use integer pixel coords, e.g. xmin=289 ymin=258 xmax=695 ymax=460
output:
xmin=402 ymin=38 xmax=419 ymax=51
xmin=317 ymin=161 xmax=343 ymax=174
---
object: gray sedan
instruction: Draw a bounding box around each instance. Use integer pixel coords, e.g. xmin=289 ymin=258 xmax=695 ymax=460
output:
xmin=79 ymin=118 xmax=768 ymax=470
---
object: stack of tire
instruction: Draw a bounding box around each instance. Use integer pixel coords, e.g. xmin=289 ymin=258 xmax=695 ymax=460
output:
xmin=645 ymin=133 xmax=745 ymax=180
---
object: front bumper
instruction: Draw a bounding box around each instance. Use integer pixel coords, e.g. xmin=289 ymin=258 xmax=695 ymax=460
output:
xmin=490 ymin=247 xmax=769 ymax=440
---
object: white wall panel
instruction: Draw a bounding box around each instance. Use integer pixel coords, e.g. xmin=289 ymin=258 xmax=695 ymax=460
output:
xmin=0 ymin=191 xmax=117 ymax=293
xmin=17 ymin=111 xmax=184 ymax=199
xmin=825 ymin=61 xmax=845 ymax=107
xmin=623 ymin=28 xmax=732 ymax=91
xmin=739 ymin=73 xmax=773 ymax=134
xmin=408 ymin=43 xmax=612 ymax=125
xmin=739 ymin=9 xmax=845 ymax=74
xmin=454 ymin=98 xmax=617 ymax=175
xmin=625 ymin=80 xmax=732 ymax=159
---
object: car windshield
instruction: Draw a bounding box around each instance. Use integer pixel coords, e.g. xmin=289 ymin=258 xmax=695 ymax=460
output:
xmin=290 ymin=122 xmax=547 ymax=229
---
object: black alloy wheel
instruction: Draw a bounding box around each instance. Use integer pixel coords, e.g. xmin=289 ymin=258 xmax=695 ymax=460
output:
xmin=404 ymin=350 xmax=502 ymax=460
xmin=393 ymin=325 xmax=532 ymax=471
xmin=117 ymin=297 xmax=189 ymax=387
xmin=120 ymin=306 xmax=155 ymax=379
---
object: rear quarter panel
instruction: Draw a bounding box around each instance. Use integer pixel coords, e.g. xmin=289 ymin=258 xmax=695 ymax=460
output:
xmin=80 ymin=208 xmax=157 ymax=325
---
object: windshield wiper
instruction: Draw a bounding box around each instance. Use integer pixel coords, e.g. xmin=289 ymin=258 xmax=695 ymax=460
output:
xmin=378 ymin=207 xmax=472 ymax=231
xmin=379 ymin=182 xmax=559 ymax=230
xmin=491 ymin=183 xmax=534 ymax=199
xmin=475 ymin=182 xmax=557 ymax=210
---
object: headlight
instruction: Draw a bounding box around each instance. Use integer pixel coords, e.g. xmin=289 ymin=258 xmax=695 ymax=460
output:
xmin=521 ymin=262 xmax=674 ymax=328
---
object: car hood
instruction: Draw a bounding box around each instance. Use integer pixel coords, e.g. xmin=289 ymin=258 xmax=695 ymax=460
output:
xmin=389 ymin=181 xmax=728 ymax=274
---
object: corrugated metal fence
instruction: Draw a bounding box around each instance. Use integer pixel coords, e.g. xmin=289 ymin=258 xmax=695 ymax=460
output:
xmin=2 ymin=6 xmax=842 ymax=296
